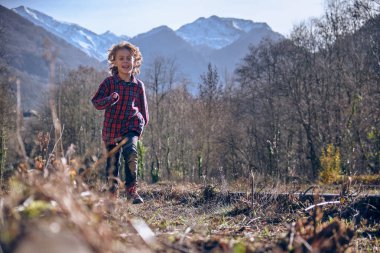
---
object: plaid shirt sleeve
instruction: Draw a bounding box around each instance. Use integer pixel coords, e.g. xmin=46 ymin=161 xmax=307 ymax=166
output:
xmin=91 ymin=78 xmax=119 ymax=110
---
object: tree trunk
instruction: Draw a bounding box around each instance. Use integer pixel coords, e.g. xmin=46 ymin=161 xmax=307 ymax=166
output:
xmin=16 ymin=79 xmax=29 ymax=168
xmin=44 ymin=40 xmax=63 ymax=159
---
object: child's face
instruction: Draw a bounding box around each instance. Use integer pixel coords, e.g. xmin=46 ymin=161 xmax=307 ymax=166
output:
xmin=114 ymin=48 xmax=134 ymax=77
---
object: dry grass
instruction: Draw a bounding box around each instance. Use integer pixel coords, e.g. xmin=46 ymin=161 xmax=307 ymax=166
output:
xmin=1 ymin=167 xmax=379 ymax=253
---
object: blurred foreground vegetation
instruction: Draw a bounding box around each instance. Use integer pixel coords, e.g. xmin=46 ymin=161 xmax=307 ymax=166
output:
xmin=1 ymin=1 xmax=380 ymax=186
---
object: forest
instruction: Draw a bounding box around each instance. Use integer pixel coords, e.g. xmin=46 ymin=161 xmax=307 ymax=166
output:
xmin=0 ymin=0 xmax=380 ymax=252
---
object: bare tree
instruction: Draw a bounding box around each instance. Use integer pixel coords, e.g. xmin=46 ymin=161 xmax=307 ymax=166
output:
xmin=15 ymin=78 xmax=29 ymax=167
xmin=60 ymin=66 xmax=105 ymax=156
xmin=43 ymin=39 xmax=63 ymax=160
xmin=144 ymin=56 xmax=177 ymax=180
xmin=197 ymin=63 xmax=222 ymax=178
xmin=0 ymin=19 xmax=16 ymax=178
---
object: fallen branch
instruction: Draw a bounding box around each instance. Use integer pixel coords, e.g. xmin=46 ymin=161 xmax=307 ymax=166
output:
xmin=246 ymin=217 xmax=261 ymax=225
xmin=305 ymin=201 xmax=341 ymax=211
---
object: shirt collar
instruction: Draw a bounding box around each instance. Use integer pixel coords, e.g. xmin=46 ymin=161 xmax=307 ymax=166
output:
xmin=114 ymin=74 xmax=138 ymax=84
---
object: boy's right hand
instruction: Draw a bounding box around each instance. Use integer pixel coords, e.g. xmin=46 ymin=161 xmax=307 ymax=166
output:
xmin=112 ymin=92 xmax=119 ymax=100
xmin=110 ymin=92 xmax=119 ymax=106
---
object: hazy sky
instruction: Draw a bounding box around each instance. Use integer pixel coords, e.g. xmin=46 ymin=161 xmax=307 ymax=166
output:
xmin=0 ymin=0 xmax=326 ymax=37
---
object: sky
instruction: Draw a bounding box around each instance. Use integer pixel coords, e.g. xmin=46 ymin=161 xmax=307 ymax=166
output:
xmin=0 ymin=0 xmax=326 ymax=37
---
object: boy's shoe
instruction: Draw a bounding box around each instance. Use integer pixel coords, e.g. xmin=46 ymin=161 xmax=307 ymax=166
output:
xmin=126 ymin=184 xmax=144 ymax=204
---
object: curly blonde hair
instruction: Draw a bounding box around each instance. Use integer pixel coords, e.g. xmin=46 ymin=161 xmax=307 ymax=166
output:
xmin=107 ymin=41 xmax=143 ymax=75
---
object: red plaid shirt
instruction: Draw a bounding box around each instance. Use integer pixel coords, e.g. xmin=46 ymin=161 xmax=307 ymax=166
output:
xmin=92 ymin=74 xmax=149 ymax=144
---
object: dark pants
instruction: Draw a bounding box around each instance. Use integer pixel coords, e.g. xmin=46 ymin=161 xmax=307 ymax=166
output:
xmin=106 ymin=132 xmax=138 ymax=189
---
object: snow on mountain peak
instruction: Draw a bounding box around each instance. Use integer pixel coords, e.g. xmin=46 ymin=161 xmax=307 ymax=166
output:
xmin=176 ymin=15 xmax=271 ymax=49
xmin=12 ymin=6 xmax=129 ymax=61
xmin=10 ymin=6 xmax=278 ymax=72
xmin=21 ymin=6 xmax=38 ymax=20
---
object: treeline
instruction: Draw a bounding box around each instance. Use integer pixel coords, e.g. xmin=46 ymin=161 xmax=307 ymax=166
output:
xmin=1 ymin=0 xmax=379 ymax=184
xmin=142 ymin=0 xmax=380 ymax=182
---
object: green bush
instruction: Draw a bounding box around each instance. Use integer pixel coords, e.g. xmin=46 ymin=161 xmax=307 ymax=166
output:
xmin=137 ymin=140 xmax=146 ymax=180
xmin=319 ymin=144 xmax=341 ymax=184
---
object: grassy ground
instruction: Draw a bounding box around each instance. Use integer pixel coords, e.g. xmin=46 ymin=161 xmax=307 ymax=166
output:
xmin=125 ymin=182 xmax=380 ymax=252
xmin=1 ymin=170 xmax=379 ymax=252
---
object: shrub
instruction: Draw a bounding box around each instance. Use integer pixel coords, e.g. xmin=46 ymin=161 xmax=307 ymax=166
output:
xmin=319 ymin=144 xmax=341 ymax=184
xmin=137 ymin=140 xmax=146 ymax=179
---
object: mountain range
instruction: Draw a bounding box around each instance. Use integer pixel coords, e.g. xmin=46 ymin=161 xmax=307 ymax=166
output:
xmin=0 ymin=5 xmax=104 ymax=108
xmin=10 ymin=5 xmax=284 ymax=82
xmin=1 ymin=4 xmax=284 ymax=107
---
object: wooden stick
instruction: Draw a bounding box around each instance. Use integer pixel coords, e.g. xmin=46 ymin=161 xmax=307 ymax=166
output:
xmin=82 ymin=137 xmax=128 ymax=177
xmin=251 ymin=172 xmax=254 ymax=208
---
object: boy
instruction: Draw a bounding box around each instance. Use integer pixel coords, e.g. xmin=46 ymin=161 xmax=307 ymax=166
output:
xmin=92 ymin=41 xmax=148 ymax=204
